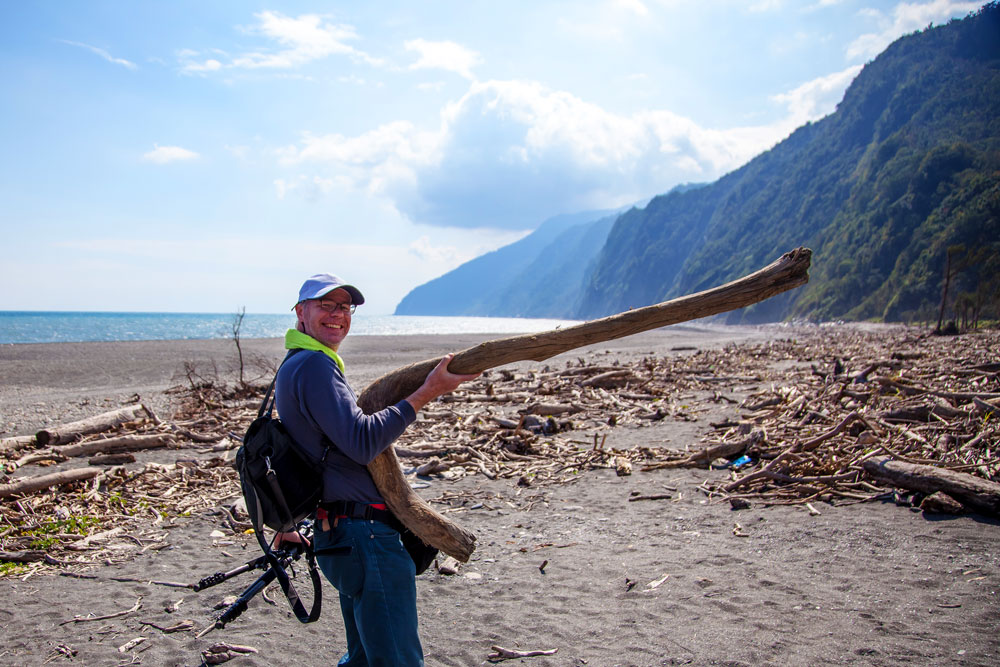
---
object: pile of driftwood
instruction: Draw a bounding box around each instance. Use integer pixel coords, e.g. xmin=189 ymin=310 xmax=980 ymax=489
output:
xmin=0 ymin=402 xmax=247 ymax=576
xmin=373 ymin=326 xmax=999 ymax=516
xmin=390 ymin=354 xmax=731 ymax=484
xmin=2 ymin=325 xmax=998 ymax=577
xmin=690 ymin=327 xmax=1000 ymax=514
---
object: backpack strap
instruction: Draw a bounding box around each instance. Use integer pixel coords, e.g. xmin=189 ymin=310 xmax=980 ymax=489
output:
xmin=256 ymin=348 xmax=301 ymax=420
xmin=253 ymin=525 xmax=322 ymax=624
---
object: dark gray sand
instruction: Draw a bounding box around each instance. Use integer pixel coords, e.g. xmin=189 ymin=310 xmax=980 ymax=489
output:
xmin=1 ymin=325 xmax=997 ymax=666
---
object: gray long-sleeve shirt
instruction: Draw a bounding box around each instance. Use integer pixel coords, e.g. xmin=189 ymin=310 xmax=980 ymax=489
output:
xmin=275 ymin=349 xmax=416 ymax=504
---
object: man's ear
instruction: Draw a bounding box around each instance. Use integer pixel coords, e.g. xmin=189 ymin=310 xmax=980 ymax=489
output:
xmin=294 ymin=303 xmax=306 ymax=332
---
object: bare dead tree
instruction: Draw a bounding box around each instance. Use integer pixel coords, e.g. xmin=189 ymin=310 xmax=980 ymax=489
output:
xmin=232 ymin=306 xmax=247 ymax=388
xmin=937 ymin=245 xmax=966 ymax=334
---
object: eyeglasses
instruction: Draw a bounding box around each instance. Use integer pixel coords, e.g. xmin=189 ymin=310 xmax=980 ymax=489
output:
xmin=311 ymin=300 xmax=356 ymax=315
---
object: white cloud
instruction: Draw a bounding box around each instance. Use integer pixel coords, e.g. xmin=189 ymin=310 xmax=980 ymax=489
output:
xmin=847 ymin=0 xmax=981 ymax=60
xmin=59 ymin=40 xmax=137 ymax=70
xmin=279 ymin=120 xmax=438 ymax=199
xmin=143 ymin=145 xmax=200 ymax=164
xmin=279 ymin=75 xmax=848 ymax=230
xmin=771 ymin=64 xmax=863 ymax=125
xmin=405 ymin=39 xmax=482 ymax=80
xmin=185 ymin=58 xmax=223 ymax=72
xmin=180 ymin=11 xmax=379 ymax=73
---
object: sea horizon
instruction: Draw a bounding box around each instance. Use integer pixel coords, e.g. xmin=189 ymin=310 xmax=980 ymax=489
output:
xmin=0 ymin=310 xmax=584 ymax=345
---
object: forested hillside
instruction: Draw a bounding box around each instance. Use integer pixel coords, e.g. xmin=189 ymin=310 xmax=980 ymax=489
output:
xmin=398 ymin=4 xmax=1000 ymax=324
xmin=581 ymin=3 xmax=999 ymax=323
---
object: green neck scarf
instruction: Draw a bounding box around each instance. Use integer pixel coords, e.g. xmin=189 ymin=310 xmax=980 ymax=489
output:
xmin=284 ymin=328 xmax=345 ymax=375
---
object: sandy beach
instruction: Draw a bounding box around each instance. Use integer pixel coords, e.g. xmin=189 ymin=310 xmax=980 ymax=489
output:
xmin=1 ymin=325 xmax=997 ymax=666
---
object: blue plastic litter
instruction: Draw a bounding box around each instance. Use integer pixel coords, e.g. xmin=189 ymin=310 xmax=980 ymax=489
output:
xmin=730 ymin=455 xmax=753 ymax=469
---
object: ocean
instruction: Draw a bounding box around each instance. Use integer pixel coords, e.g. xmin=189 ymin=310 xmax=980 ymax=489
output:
xmin=0 ymin=311 xmax=583 ymax=345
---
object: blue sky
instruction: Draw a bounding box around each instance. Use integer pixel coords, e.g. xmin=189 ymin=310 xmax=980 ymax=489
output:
xmin=0 ymin=0 xmax=984 ymax=314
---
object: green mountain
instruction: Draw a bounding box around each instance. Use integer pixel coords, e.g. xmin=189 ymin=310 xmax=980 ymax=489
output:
xmin=398 ymin=4 xmax=1000 ymax=324
xmin=582 ymin=3 xmax=1000 ymax=323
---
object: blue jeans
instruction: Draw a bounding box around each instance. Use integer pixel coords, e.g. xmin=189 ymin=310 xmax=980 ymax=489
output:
xmin=314 ymin=517 xmax=423 ymax=667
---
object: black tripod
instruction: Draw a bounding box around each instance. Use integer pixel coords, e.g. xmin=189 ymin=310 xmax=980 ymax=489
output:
xmin=193 ymin=521 xmax=321 ymax=636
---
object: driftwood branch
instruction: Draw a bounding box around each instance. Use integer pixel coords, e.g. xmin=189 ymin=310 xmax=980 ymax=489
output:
xmin=488 ymin=645 xmax=558 ymax=661
xmin=60 ymin=596 xmax=142 ymax=625
xmin=35 ymin=404 xmax=153 ymax=446
xmin=54 ymin=434 xmax=175 ymax=459
xmin=13 ymin=434 xmax=177 ymax=469
xmin=361 ymin=248 xmax=811 ymax=561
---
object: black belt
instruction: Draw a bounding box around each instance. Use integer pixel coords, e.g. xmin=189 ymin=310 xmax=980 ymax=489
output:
xmin=318 ymin=500 xmax=397 ymax=526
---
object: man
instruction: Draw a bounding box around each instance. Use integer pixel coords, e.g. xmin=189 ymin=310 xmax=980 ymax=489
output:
xmin=275 ymin=273 xmax=478 ymax=666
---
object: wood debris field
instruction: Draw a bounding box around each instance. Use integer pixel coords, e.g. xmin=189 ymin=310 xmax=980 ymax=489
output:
xmin=1 ymin=324 xmax=998 ymax=579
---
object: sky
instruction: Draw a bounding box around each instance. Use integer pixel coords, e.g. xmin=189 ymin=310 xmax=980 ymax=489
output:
xmin=0 ymin=0 xmax=985 ymax=314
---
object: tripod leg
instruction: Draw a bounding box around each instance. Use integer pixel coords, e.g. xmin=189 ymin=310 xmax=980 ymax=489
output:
xmin=215 ymin=567 xmax=278 ymax=628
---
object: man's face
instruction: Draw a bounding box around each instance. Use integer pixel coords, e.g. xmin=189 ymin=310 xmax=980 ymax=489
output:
xmin=295 ymin=288 xmax=353 ymax=351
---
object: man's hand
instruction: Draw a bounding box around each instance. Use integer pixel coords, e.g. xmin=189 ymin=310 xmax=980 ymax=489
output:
xmin=274 ymin=530 xmax=310 ymax=550
xmin=404 ymin=353 xmax=480 ymax=413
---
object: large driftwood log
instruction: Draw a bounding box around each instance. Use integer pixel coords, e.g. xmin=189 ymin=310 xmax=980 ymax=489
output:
xmin=862 ymin=456 xmax=1000 ymax=517
xmin=35 ymin=404 xmax=153 ymax=447
xmin=0 ymin=467 xmax=103 ymax=499
xmin=361 ymin=248 xmax=812 ymax=561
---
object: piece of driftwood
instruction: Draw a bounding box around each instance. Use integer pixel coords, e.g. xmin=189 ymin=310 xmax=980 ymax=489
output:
xmin=360 ymin=248 xmax=811 ymax=561
xmin=519 ymin=402 xmax=583 ymax=416
xmin=54 ymin=434 xmax=175 ymax=458
xmin=11 ymin=434 xmax=175 ymax=469
xmin=862 ymin=456 xmax=1000 ymax=516
xmin=488 ymin=645 xmax=559 ymax=661
xmin=0 ymin=434 xmax=37 ymax=455
xmin=628 ymin=493 xmax=673 ymax=501
xmin=0 ymin=549 xmax=50 ymax=563
xmin=35 ymin=404 xmax=153 ymax=446
xmin=643 ymin=431 xmax=762 ymax=470
xmin=0 ymin=467 xmax=103 ymax=499
xmin=202 ymin=642 xmax=259 ymax=665
xmin=139 ymin=619 xmax=195 ymax=634
xmin=60 ymin=596 xmax=142 ymax=625
xmin=920 ymin=491 xmax=965 ymax=514
xmin=580 ymin=369 xmax=634 ymax=388
xmin=88 ymin=453 xmax=137 ymax=466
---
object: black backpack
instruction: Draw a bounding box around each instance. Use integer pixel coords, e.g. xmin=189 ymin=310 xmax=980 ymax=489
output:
xmin=235 ymin=350 xmax=323 ymax=623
